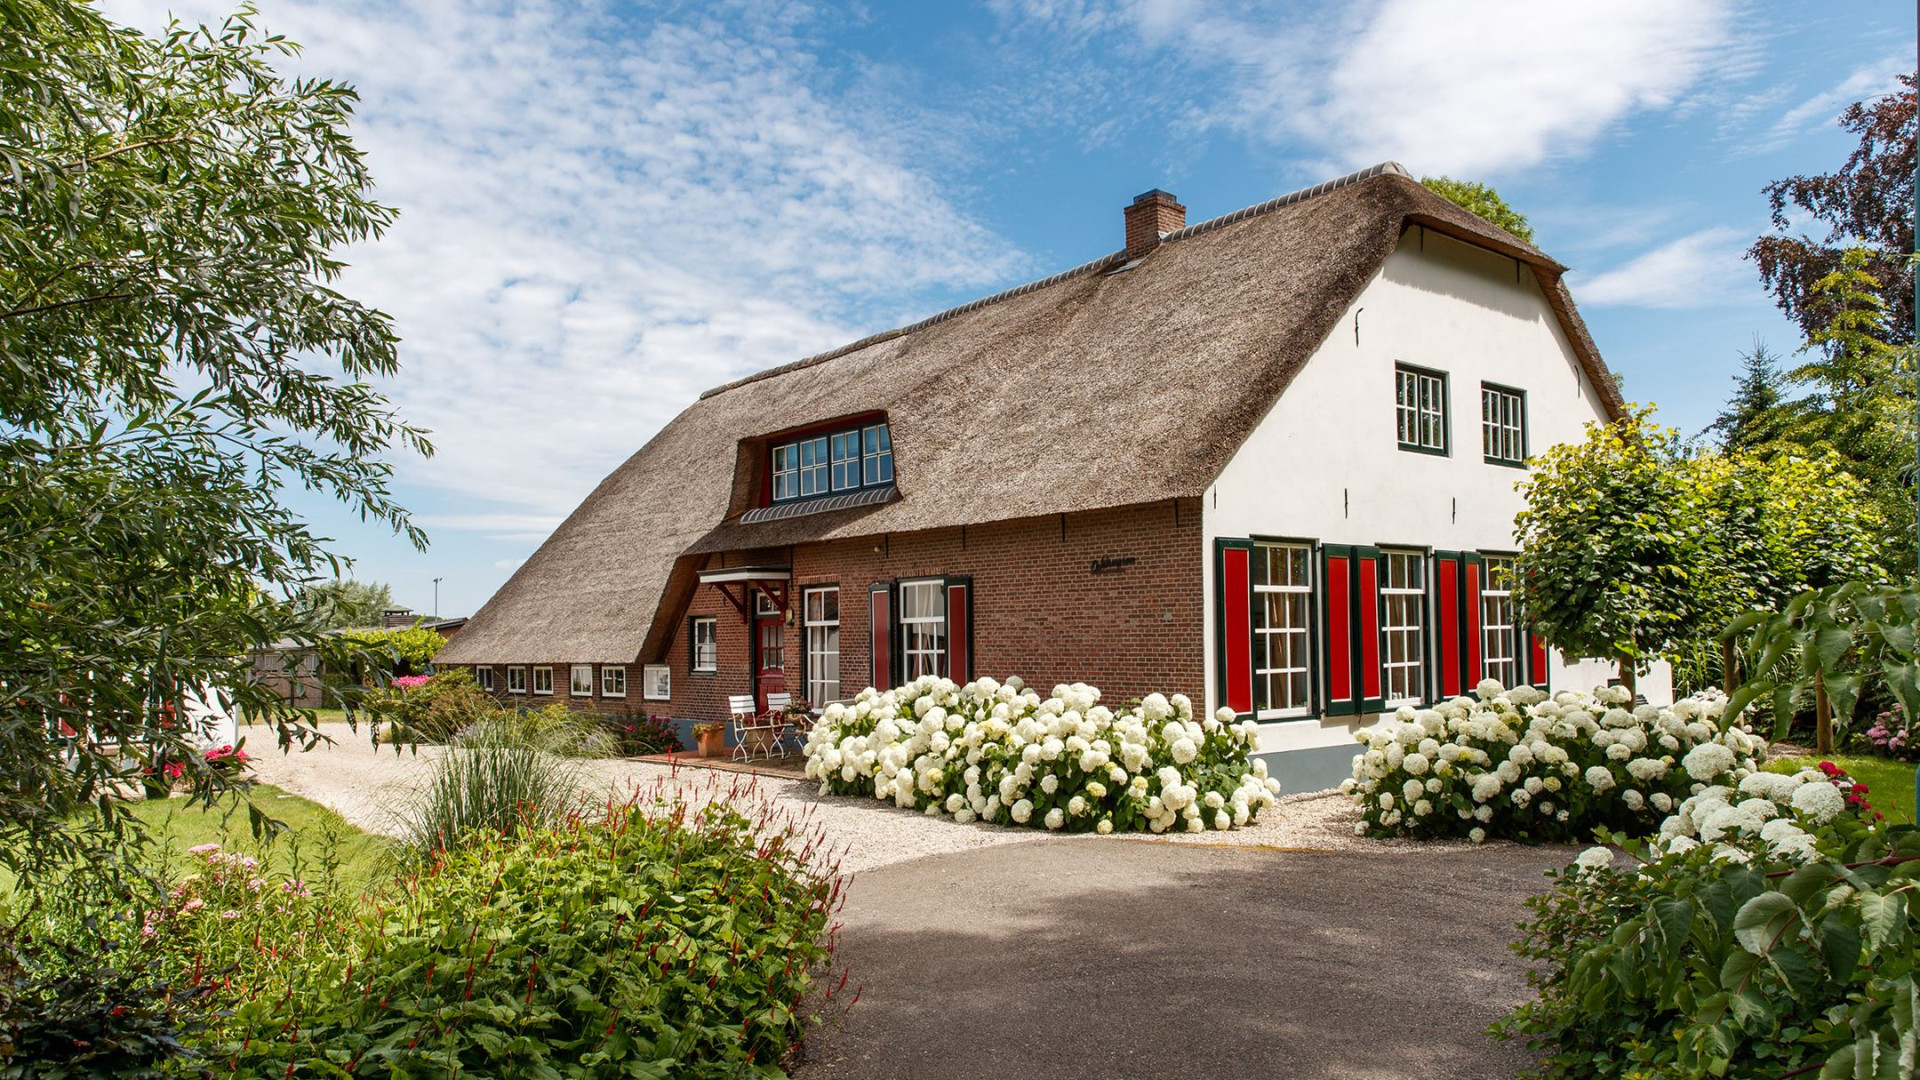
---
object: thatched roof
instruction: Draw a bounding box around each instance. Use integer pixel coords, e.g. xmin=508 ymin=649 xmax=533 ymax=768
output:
xmin=438 ymin=163 xmax=1623 ymax=665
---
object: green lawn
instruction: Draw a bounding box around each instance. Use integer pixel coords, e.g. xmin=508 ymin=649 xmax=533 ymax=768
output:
xmin=1766 ymin=754 xmax=1916 ymax=826
xmin=118 ymin=783 xmax=396 ymax=895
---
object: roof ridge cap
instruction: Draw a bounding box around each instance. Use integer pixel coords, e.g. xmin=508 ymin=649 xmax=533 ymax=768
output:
xmin=696 ymin=160 xmax=1410 ymax=402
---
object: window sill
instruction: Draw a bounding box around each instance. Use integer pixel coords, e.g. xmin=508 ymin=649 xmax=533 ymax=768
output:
xmin=1396 ymin=443 xmax=1449 ymax=458
xmin=1483 ymin=456 xmax=1528 ymax=469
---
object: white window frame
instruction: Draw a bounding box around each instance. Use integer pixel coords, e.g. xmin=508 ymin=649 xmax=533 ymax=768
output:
xmin=690 ymin=617 xmax=717 ymax=672
xmin=601 ymin=664 xmax=626 ymax=698
xmin=899 ymin=579 xmax=947 ymax=681
xmin=804 ymin=587 xmax=840 ymax=707
xmin=1395 ymin=365 xmax=1448 ymax=453
xmin=507 ymin=665 xmax=526 ymax=695
xmin=1379 ymin=550 xmax=1427 ymax=706
xmin=1481 ymin=556 xmax=1519 ymax=689
xmin=1252 ymin=542 xmax=1315 ymax=719
xmin=1481 ymin=384 xmax=1526 ymax=465
xmin=771 ymin=443 xmax=799 ymax=501
xmin=862 ymin=423 xmax=894 ymax=486
xmin=570 ymin=664 xmax=594 ymax=696
xmin=532 ymin=665 xmax=553 ymax=696
xmin=474 ymin=666 xmax=494 ymax=692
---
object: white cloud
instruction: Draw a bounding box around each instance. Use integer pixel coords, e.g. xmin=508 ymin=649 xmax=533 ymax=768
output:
xmin=102 ymin=0 xmax=1026 ymax=527
xmin=1571 ymin=227 xmax=1753 ymax=309
xmin=1755 ymin=55 xmax=1908 ymax=153
xmin=998 ymin=0 xmax=1742 ymax=177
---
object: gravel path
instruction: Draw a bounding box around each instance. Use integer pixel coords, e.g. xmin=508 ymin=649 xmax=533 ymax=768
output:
xmin=245 ymin=723 xmax=1480 ymax=875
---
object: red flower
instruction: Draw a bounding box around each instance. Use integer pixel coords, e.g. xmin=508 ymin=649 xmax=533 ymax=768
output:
xmin=1819 ymin=761 xmax=1842 ymax=777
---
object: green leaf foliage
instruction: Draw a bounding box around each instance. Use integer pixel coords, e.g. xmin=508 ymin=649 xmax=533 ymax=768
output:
xmin=0 ymin=0 xmax=429 ymax=879
xmin=1496 ymin=810 xmax=1920 ymax=1080
xmin=1420 ymin=175 xmax=1536 ymax=243
xmin=1734 ymin=582 xmax=1920 ymax=740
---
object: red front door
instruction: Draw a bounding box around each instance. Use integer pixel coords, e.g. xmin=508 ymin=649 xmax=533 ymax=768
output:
xmin=753 ymin=613 xmax=786 ymax=712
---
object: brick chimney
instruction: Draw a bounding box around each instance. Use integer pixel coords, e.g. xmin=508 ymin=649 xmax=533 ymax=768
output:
xmin=1124 ymin=188 xmax=1186 ymax=256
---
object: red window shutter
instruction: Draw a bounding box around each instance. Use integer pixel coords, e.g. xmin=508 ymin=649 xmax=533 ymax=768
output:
xmin=1436 ymin=553 xmax=1462 ymax=699
xmin=1464 ymin=555 xmax=1484 ymax=687
xmin=869 ymin=583 xmax=892 ymax=691
xmin=1530 ymin=632 xmax=1550 ymax=690
xmin=945 ymin=578 xmax=971 ymax=683
xmin=1216 ymin=540 xmax=1254 ymax=716
xmin=1355 ymin=548 xmax=1383 ymax=708
xmin=1322 ymin=547 xmax=1354 ymax=714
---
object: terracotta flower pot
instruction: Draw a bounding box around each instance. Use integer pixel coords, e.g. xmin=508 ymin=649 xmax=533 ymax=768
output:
xmin=696 ymin=729 xmax=725 ymax=758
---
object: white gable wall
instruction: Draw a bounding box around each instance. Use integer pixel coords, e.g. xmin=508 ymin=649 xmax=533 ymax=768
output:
xmin=1201 ymin=226 xmax=1670 ymax=760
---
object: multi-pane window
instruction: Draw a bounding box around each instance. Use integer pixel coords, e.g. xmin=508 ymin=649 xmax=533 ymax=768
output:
xmin=1481 ymin=556 xmax=1519 ymax=688
xmin=507 ymin=666 xmax=526 ymax=695
xmin=602 ymin=665 xmax=626 ymax=698
xmin=690 ymin=617 xmax=717 ymax=672
xmin=771 ymin=443 xmax=799 ymax=501
xmin=570 ymin=664 xmax=593 ymax=696
xmin=1482 ymin=384 xmax=1527 ymax=465
xmin=862 ymin=424 xmax=894 ymax=485
xmin=830 ymin=432 xmax=860 ymax=490
xmin=797 ymin=436 xmax=829 ymax=497
xmin=770 ymin=421 xmax=895 ymax=502
xmin=804 ymin=587 xmax=839 ymax=707
xmin=1395 ymin=364 xmax=1448 ymax=453
xmin=900 ymin=580 xmax=947 ymax=680
xmin=1380 ymin=550 xmax=1426 ymax=705
xmin=474 ymin=666 xmax=494 ymax=692
xmin=1252 ymin=543 xmax=1314 ymax=718
xmin=532 ymin=666 xmax=554 ymax=696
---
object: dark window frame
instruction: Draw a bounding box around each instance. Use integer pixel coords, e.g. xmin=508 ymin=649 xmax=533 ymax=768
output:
xmin=1480 ymin=382 xmax=1528 ymax=467
xmin=1394 ymin=363 xmax=1450 ymax=456
xmin=770 ymin=421 xmax=894 ymax=504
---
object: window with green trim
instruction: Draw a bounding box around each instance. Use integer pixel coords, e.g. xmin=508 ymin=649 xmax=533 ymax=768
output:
xmin=1481 ymin=384 xmax=1527 ymax=466
xmin=1395 ymin=364 xmax=1448 ymax=453
xmin=1252 ymin=542 xmax=1314 ymax=718
xmin=1481 ymin=556 xmax=1519 ymax=687
xmin=1380 ymin=550 xmax=1426 ymax=705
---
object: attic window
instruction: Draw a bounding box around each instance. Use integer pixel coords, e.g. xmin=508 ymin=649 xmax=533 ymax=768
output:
xmin=771 ymin=421 xmax=892 ymax=504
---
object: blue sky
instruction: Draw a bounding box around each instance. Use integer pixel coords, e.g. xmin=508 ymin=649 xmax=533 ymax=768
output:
xmin=102 ymin=0 xmax=1917 ymax=618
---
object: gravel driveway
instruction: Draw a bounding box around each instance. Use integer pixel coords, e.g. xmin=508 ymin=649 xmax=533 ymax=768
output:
xmin=244 ymin=723 xmax=1443 ymax=874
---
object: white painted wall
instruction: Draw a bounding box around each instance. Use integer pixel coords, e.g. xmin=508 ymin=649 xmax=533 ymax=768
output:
xmin=1200 ymin=227 xmax=1670 ymax=756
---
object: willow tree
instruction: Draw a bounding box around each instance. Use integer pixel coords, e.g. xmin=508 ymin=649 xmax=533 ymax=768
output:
xmin=0 ymin=0 xmax=428 ymax=877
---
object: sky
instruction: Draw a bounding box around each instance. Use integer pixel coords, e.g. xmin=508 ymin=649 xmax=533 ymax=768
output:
xmin=100 ymin=0 xmax=1918 ymax=618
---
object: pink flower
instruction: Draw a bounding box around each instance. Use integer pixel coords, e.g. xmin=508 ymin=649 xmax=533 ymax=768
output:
xmin=180 ymin=898 xmax=205 ymax=913
xmin=393 ymin=675 xmax=431 ymax=690
xmin=188 ymin=843 xmax=221 ymax=855
xmin=219 ymin=910 xmax=241 ymax=920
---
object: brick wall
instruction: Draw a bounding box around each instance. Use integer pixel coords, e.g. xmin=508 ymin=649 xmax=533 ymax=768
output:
xmin=641 ymin=498 xmax=1205 ymax=722
xmin=455 ymin=498 xmax=1204 ymax=725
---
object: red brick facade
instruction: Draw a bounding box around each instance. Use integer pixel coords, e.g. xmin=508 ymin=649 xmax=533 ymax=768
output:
xmin=461 ymin=498 xmax=1204 ymax=722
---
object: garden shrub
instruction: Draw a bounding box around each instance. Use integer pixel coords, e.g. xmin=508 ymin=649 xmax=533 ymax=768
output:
xmin=1344 ymin=681 xmax=1766 ymax=843
xmin=216 ymin=800 xmax=847 ymax=1079
xmin=604 ymin=712 xmax=681 ymax=756
xmin=364 ymin=668 xmax=494 ymax=743
xmin=804 ymin=675 xmax=1280 ymax=833
xmin=0 ymin=927 xmax=198 ymax=1080
xmin=1496 ymin=766 xmax=1920 ymax=1079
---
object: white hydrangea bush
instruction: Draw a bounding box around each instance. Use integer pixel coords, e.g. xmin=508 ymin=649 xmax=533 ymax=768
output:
xmin=1643 ymin=767 xmax=1852 ymax=865
xmin=1343 ymin=680 xmax=1767 ymax=843
xmin=803 ymin=675 xmax=1281 ymax=834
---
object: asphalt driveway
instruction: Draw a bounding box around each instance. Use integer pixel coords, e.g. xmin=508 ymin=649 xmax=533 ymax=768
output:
xmin=795 ymin=837 xmax=1570 ymax=1080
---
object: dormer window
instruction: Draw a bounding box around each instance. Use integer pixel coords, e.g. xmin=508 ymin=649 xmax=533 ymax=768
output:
xmin=771 ymin=421 xmax=893 ymax=503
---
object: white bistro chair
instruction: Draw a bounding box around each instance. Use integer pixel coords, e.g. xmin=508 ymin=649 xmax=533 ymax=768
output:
xmin=761 ymin=693 xmax=793 ymax=757
xmin=728 ymin=695 xmax=775 ymax=762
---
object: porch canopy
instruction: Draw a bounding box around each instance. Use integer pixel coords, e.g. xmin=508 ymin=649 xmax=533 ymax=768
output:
xmin=696 ymin=565 xmax=791 ymax=622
